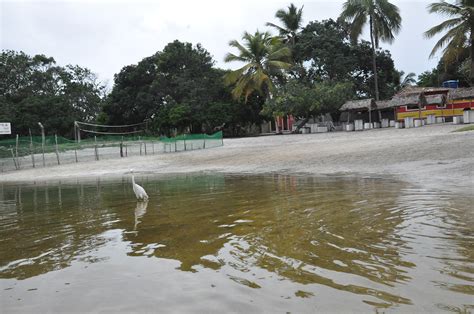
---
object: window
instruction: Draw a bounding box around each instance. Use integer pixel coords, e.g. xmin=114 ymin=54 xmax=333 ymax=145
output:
xmin=405 ymin=104 xmax=424 ymax=111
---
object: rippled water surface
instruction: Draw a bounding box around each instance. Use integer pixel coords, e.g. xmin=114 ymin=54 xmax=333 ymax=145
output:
xmin=0 ymin=174 xmax=473 ymax=312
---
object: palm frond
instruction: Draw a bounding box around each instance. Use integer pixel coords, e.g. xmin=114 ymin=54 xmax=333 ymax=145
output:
xmin=424 ymin=17 xmax=463 ymax=38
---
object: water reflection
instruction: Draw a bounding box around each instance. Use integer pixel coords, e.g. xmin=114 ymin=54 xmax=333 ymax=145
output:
xmin=0 ymin=174 xmax=472 ymax=312
xmin=134 ymin=201 xmax=148 ymax=231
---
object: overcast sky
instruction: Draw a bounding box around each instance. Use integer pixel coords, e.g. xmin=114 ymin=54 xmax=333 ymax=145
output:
xmin=1 ymin=0 xmax=446 ymax=87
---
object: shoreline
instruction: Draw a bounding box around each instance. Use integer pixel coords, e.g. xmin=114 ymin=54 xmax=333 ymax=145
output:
xmin=1 ymin=124 xmax=473 ymax=194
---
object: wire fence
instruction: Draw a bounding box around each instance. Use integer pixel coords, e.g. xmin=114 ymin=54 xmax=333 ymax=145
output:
xmin=0 ymin=131 xmax=223 ymax=173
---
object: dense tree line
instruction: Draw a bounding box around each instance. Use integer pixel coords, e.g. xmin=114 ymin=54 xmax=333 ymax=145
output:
xmin=0 ymin=50 xmax=105 ymax=136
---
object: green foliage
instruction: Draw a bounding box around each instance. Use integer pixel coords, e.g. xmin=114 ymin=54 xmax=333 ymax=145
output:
xmin=102 ymin=40 xmax=261 ymax=136
xmin=224 ymin=31 xmax=292 ymax=101
xmin=340 ymin=0 xmax=402 ymax=99
xmin=293 ymin=19 xmax=399 ymax=99
xmin=425 ymin=0 xmax=474 ymax=83
xmin=264 ymin=80 xmax=353 ymax=122
xmin=266 ymin=3 xmax=304 ymax=46
xmin=0 ymin=50 xmax=104 ymax=136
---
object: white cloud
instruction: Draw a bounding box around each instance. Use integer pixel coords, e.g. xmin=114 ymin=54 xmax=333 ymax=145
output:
xmin=1 ymin=0 xmax=447 ymax=86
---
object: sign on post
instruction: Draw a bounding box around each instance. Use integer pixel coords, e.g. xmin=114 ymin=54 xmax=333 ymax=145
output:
xmin=0 ymin=122 xmax=11 ymax=135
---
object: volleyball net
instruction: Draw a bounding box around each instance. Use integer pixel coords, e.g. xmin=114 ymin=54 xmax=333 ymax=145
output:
xmin=0 ymin=120 xmax=224 ymax=172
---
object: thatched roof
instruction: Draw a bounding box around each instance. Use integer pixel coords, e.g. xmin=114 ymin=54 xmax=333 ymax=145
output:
xmin=340 ymin=99 xmax=376 ymax=111
xmin=375 ymin=100 xmax=396 ymax=110
xmin=395 ymin=86 xmax=451 ymax=97
xmin=448 ymin=87 xmax=474 ymax=100
xmin=390 ymin=94 xmax=421 ymax=107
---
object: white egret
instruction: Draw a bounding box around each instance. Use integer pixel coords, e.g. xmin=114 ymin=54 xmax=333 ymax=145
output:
xmin=130 ymin=169 xmax=149 ymax=201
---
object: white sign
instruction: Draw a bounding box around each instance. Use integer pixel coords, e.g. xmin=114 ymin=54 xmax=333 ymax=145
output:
xmin=0 ymin=122 xmax=11 ymax=135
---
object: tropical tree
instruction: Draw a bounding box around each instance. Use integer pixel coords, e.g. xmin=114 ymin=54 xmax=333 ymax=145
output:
xmin=339 ymin=0 xmax=402 ymax=100
xmin=398 ymin=70 xmax=417 ymax=89
xmin=223 ymin=31 xmax=292 ymax=102
xmin=425 ymin=0 xmax=474 ymax=84
xmin=266 ymin=3 xmax=304 ymax=46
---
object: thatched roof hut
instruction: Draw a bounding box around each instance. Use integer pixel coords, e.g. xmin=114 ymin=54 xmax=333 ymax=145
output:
xmin=375 ymin=100 xmax=396 ymax=110
xmin=448 ymin=87 xmax=474 ymax=100
xmin=340 ymin=99 xmax=376 ymax=111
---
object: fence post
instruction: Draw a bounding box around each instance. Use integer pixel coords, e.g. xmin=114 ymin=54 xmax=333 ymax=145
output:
xmin=152 ymin=141 xmax=155 ymax=154
xmin=203 ymin=138 xmax=206 ymax=149
xmin=184 ymin=135 xmax=187 ymax=151
xmin=74 ymin=147 xmax=78 ymax=163
xmin=55 ymin=135 xmax=60 ymax=165
xmin=139 ymin=136 xmax=142 ymax=156
xmin=29 ymin=129 xmax=35 ymax=168
xmin=15 ymin=134 xmax=20 ymax=169
xmin=120 ymin=136 xmax=124 ymax=157
xmin=94 ymin=136 xmax=99 ymax=161
xmin=10 ymin=148 xmax=18 ymax=170
xmin=144 ymin=141 xmax=147 ymax=155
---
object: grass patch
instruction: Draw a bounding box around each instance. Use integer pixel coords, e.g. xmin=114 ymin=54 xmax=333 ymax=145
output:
xmin=453 ymin=125 xmax=474 ymax=132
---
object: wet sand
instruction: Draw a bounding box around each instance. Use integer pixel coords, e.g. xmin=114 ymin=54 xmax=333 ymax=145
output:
xmin=1 ymin=124 xmax=473 ymax=193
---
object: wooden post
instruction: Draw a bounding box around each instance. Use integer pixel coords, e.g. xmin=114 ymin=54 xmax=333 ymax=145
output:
xmin=15 ymin=134 xmax=20 ymax=169
xmin=94 ymin=136 xmax=99 ymax=161
xmin=139 ymin=136 xmax=142 ymax=156
xmin=184 ymin=135 xmax=187 ymax=151
xmin=55 ymin=134 xmax=60 ymax=165
xmin=29 ymin=129 xmax=35 ymax=168
xmin=38 ymin=122 xmax=46 ymax=166
xmin=203 ymin=138 xmax=206 ymax=149
xmin=10 ymin=148 xmax=18 ymax=170
xmin=152 ymin=141 xmax=154 ymax=154
xmin=74 ymin=148 xmax=78 ymax=163
xmin=144 ymin=141 xmax=147 ymax=155
xmin=120 ymin=136 xmax=124 ymax=157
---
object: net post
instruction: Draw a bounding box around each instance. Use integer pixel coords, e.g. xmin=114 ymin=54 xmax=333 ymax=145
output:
xmin=94 ymin=136 xmax=99 ymax=161
xmin=15 ymin=134 xmax=20 ymax=169
xmin=29 ymin=129 xmax=35 ymax=168
xmin=55 ymin=134 xmax=60 ymax=165
xmin=120 ymin=136 xmax=124 ymax=157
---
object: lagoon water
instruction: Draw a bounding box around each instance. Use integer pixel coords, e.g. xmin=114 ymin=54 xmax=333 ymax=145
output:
xmin=0 ymin=174 xmax=472 ymax=312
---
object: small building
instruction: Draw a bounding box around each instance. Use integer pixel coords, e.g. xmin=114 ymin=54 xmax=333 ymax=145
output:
xmin=391 ymin=87 xmax=450 ymax=121
xmin=375 ymin=100 xmax=397 ymax=121
xmin=339 ymin=99 xmax=377 ymax=123
xmin=448 ymin=87 xmax=474 ymax=113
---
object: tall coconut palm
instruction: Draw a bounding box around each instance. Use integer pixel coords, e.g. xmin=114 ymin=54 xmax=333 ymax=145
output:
xmin=340 ymin=0 xmax=402 ymax=100
xmin=266 ymin=3 xmax=304 ymax=46
xmin=224 ymin=31 xmax=292 ymax=102
xmin=425 ymin=0 xmax=474 ymax=84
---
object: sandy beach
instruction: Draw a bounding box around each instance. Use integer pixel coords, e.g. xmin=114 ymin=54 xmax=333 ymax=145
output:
xmin=1 ymin=124 xmax=473 ymax=193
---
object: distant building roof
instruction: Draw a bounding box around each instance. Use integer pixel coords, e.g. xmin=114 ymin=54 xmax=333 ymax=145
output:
xmin=448 ymin=87 xmax=474 ymax=100
xmin=395 ymin=86 xmax=451 ymax=97
xmin=390 ymin=94 xmax=421 ymax=107
xmin=340 ymin=99 xmax=376 ymax=111
xmin=375 ymin=100 xmax=396 ymax=110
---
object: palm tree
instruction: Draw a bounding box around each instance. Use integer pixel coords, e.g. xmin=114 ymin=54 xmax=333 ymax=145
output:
xmin=223 ymin=31 xmax=292 ymax=102
xmin=266 ymin=3 xmax=304 ymax=46
xmin=340 ymin=0 xmax=402 ymax=100
xmin=425 ymin=0 xmax=474 ymax=84
xmin=400 ymin=71 xmax=417 ymax=88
